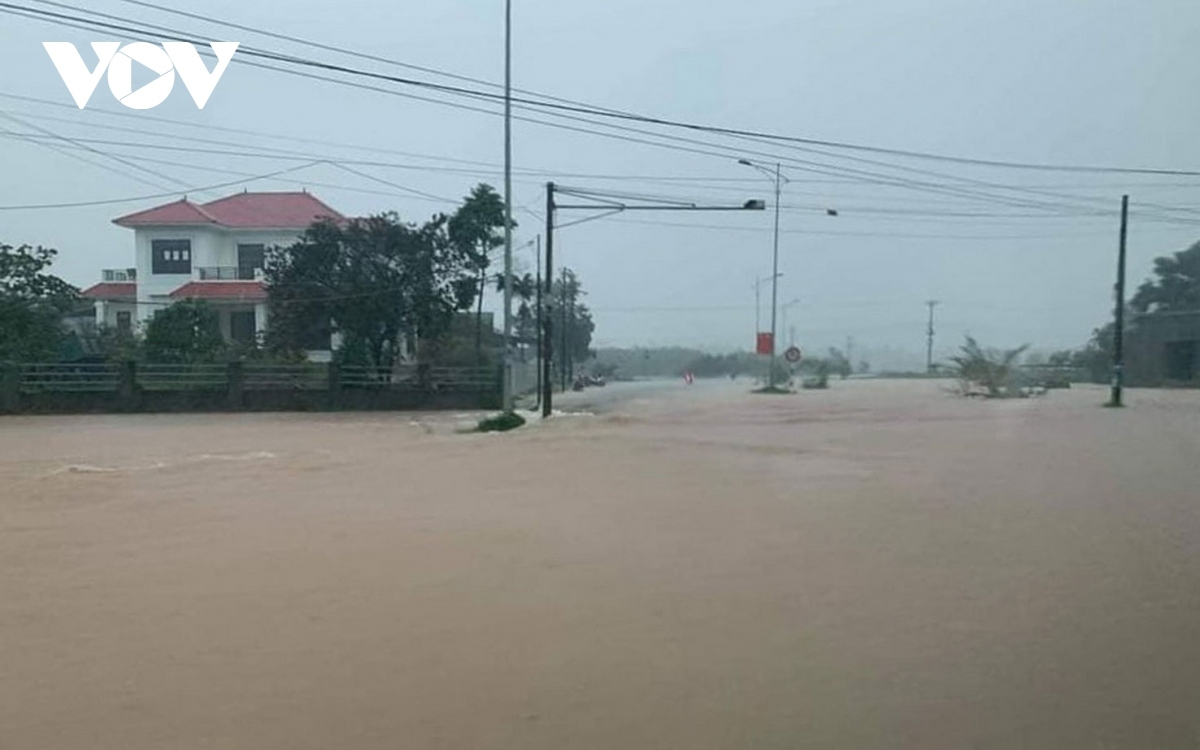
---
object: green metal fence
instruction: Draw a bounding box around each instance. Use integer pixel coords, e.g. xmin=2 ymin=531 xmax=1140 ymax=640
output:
xmin=1 ymin=362 xmax=501 ymax=414
xmin=19 ymin=363 xmax=121 ymax=393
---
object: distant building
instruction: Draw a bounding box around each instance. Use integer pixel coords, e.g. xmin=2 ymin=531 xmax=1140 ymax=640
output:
xmin=1126 ymin=310 xmax=1200 ymax=386
xmin=81 ymin=191 xmax=343 ymax=357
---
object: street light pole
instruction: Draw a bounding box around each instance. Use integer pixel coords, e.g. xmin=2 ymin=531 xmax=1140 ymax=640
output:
xmin=753 ymin=274 xmax=781 ymax=340
xmin=501 ymin=0 xmax=515 ymax=412
xmin=926 ymin=300 xmax=940 ymax=373
xmin=740 ymin=160 xmax=788 ymax=388
xmin=753 ymin=280 xmax=760 ymax=337
xmin=769 ymin=162 xmax=782 ymax=387
xmin=781 ymin=298 xmax=800 ymax=348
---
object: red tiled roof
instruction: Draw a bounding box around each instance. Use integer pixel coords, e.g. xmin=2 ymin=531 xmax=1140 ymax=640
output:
xmin=81 ymin=282 xmax=136 ymax=300
xmin=112 ymin=199 xmax=219 ymax=228
xmin=113 ymin=192 xmax=343 ymax=229
xmin=201 ymin=192 xmax=343 ymax=229
xmin=169 ymin=281 xmax=267 ymax=302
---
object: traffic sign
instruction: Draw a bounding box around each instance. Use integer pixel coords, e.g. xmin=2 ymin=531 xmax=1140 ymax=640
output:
xmin=756 ymin=332 xmax=774 ymax=355
xmin=784 ymin=346 xmax=802 ymax=364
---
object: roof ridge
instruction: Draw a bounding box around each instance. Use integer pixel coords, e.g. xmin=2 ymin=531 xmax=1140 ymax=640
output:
xmin=200 ymin=190 xmax=311 ymax=205
xmin=112 ymin=197 xmax=219 ymax=227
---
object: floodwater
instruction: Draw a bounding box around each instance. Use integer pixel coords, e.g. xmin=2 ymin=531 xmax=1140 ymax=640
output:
xmin=2 ymin=380 xmax=1199 ymax=749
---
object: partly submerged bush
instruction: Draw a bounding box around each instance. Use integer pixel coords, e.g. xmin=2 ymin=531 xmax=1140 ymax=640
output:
xmin=477 ymin=411 xmax=527 ymax=433
xmin=951 ymin=336 xmax=1031 ymax=398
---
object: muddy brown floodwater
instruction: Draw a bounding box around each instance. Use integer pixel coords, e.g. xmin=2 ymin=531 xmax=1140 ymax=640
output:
xmin=2 ymin=379 xmax=1199 ymax=749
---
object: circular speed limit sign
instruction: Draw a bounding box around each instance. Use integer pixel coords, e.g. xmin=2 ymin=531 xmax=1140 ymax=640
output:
xmin=784 ymin=346 xmax=802 ymax=364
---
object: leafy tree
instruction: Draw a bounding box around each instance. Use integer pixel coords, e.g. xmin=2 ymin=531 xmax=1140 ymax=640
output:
xmin=142 ymin=300 xmax=226 ymax=364
xmin=1132 ymin=240 xmax=1200 ymax=313
xmin=448 ymin=184 xmax=510 ymax=361
xmin=0 ymin=243 xmax=79 ymax=362
xmin=552 ymin=268 xmax=595 ymax=377
xmin=266 ymin=213 xmax=478 ymax=372
xmin=495 ymin=271 xmax=539 ymax=360
xmin=1072 ymin=322 xmax=1116 ymax=383
xmin=95 ymin=325 xmax=143 ymax=362
xmin=826 ymin=347 xmax=853 ymax=379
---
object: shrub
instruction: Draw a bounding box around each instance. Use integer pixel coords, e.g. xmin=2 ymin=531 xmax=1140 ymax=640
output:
xmin=477 ymin=411 xmax=526 ymax=433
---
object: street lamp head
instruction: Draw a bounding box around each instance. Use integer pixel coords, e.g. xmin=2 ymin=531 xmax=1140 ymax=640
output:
xmin=826 ymin=209 xmax=839 ymax=217
xmin=744 ymin=199 xmax=766 ymax=211
xmin=737 ymin=159 xmax=753 ymax=167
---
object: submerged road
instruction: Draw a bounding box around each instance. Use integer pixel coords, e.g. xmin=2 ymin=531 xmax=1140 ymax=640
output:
xmin=3 ymin=380 xmax=1199 ymax=749
xmin=529 ymin=376 xmax=745 ymax=415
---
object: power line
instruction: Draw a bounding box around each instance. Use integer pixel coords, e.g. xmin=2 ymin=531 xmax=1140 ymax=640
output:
xmin=0 ymin=110 xmax=185 ymax=191
xmin=0 ymin=162 xmax=321 ymax=210
xmin=7 ymin=130 xmax=1199 ymax=232
xmin=9 ymin=0 xmax=1200 ymax=193
xmin=8 ymin=3 xmax=1200 ymax=227
xmin=597 ymin=214 xmax=1199 ymax=240
xmin=41 ymin=0 xmax=1200 ymax=178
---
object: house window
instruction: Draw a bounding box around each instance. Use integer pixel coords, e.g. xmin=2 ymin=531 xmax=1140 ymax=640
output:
xmin=116 ymin=311 xmax=132 ymax=335
xmin=151 ymin=240 xmax=192 ymax=274
xmin=237 ymin=244 xmax=266 ymax=280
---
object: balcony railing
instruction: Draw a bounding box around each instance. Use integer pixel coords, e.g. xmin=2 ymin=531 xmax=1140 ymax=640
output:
xmin=197 ymin=266 xmax=263 ymax=281
xmin=101 ymin=268 xmax=137 ymax=282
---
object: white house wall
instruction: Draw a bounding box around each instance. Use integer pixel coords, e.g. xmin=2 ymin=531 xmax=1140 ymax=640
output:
xmin=134 ymin=226 xmax=223 ymax=323
xmin=96 ymin=300 xmax=137 ymax=329
xmin=133 ymin=226 xmax=306 ymax=324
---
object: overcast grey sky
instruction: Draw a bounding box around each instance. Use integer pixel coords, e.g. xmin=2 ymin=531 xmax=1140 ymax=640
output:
xmin=3 ymin=0 xmax=1200 ymax=364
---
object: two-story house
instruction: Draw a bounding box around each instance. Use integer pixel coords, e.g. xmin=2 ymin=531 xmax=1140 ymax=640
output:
xmin=82 ymin=190 xmax=343 ymax=353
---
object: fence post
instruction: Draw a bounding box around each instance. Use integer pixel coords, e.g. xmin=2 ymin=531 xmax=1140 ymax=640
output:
xmin=227 ymin=361 xmax=244 ymax=410
xmin=1 ymin=362 xmax=19 ymax=414
xmin=118 ymin=360 xmax=140 ymax=412
xmin=327 ymin=361 xmax=341 ymax=409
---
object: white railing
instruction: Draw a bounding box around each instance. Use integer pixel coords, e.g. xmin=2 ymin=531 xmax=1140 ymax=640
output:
xmin=101 ymin=268 xmax=137 ymax=282
xmin=197 ymin=266 xmax=263 ymax=281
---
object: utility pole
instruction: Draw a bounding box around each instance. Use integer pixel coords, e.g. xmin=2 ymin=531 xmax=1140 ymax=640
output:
xmin=501 ymin=0 xmax=515 ymax=412
xmin=926 ymin=300 xmax=940 ymax=373
xmin=846 ymin=336 xmax=854 ymax=371
xmin=769 ymin=162 xmax=782 ymax=387
xmin=1109 ymin=194 xmax=1129 ymax=407
xmin=560 ymin=267 xmax=570 ymax=392
xmin=535 ymin=234 xmax=542 ymax=410
xmin=539 ymin=181 xmax=763 ymax=417
xmin=542 ymin=182 xmax=555 ymax=418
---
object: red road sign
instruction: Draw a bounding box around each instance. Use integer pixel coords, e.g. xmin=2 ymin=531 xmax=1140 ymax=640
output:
xmin=756 ymin=332 xmax=774 ymax=355
xmin=785 ymin=346 xmax=802 ymax=364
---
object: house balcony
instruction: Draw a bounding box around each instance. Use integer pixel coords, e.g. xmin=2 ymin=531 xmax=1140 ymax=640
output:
xmin=195 ymin=266 xmax=265 ymax=281
xmin=101 ymin=268 xmax=137 ymax=282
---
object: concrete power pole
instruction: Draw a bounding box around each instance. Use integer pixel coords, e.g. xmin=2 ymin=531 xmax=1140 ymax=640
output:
xmin=1109 ymin=195 xmax=1129 ymax=407
xmin=926 ymin=301 xmax=940 ymax=373
xmin=501 ymin=0 xmax=515 ymax=412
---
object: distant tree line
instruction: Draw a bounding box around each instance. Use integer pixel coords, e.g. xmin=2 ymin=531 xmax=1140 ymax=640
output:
xmin=589 ymin=345 xmax=864 ymax=382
